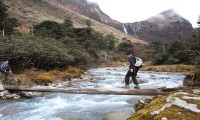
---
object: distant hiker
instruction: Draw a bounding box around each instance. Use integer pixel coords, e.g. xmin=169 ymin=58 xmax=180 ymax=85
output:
xmin=0 ymin=59 xmax=11 ymax=85
xmin=124 ymin=51 xmax=142 ymax=89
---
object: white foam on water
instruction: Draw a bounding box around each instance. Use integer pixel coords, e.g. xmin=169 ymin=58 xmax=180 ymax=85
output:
xmin=0 ymin=66 xmax=187 ymax=120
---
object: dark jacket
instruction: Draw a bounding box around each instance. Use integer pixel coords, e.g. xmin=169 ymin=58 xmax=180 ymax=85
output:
xmin=129 ymin=54 xmax=136 ymax=69
xmin=0 ymin=61 xmax=10 ymax=74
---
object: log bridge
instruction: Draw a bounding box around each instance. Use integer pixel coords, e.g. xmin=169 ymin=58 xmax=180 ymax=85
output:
xmin=1 ymin=85 xmax=166 ymax=95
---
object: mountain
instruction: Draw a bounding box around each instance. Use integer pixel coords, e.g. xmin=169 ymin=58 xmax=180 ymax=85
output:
xmin=47 ymin=0 xmax=123 ymax=30
xmin=3 ymin=0 xmax=145 ymax=45
xmin=4 ymin=0 xmax=193 ymax=44
xmin=46 ymin=1 xmax=193 ymax=43
xmin=123 ymin=10 xmax=194 ymax=43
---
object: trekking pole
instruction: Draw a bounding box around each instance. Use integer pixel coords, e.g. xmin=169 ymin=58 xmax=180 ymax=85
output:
xmin=10 ymin=70 xmax=18 ymax=84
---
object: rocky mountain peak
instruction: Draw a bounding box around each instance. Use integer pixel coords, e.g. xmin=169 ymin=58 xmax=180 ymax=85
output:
xmin=147 ymin=9 xmax=185 ymax=24
xmin=124 ymin=9 xmax=193 ymax=43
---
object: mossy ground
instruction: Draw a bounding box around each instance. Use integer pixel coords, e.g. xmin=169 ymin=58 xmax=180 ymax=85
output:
xmin=128 ymin=92 xmax=200 ymax=120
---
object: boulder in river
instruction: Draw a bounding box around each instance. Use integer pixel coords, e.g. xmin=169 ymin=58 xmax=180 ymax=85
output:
xmin=183 ymin=73 xmax=200 ymax=86
xmin=0 ymin=90 xmax=20 ymax=99
xmin=103 ymin=111 xmax=133 ymax=120
xmin=56 ymin=113 xmax=83 ymax=120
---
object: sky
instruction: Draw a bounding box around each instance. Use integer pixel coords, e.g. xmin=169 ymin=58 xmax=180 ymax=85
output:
xmin=87 ymin=0 xmax=200 ymax=27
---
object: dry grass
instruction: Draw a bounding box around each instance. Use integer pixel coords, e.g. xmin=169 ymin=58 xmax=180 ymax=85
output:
xmin=11 ymin=66 xmax=84 ymax=86
xmin=37 ymin=75 xmax=53 ymax=81
xmin=141 ymin=64 xmax=196 ymax=72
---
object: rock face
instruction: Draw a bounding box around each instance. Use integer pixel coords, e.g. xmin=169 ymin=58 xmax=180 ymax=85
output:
xmin=48 ymin=0 xmax=123 ymax=30
xmin=124 ymin=10 xmax=193 ymax=43
xmin=54 ymin=2 xmax=193 ymax=43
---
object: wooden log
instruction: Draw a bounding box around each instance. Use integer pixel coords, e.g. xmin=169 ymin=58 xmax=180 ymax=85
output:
xmin=3 ymin=85 xmax=165 ymax=95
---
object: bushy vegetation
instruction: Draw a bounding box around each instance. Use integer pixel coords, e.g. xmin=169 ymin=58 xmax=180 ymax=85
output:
xmin=0 ymin=36 xmax=74 ymax=70
xmin=35 ymin=74 xmax=54 ymax=85
xmin=0 ymin=1 xmax=135 ymax=72
xmin=0 ymin=1 xmax=20 ymax=35
xmin=117 ymin=38 xmax=134 ymax=54
xmin=151 ymin=26 xmax=200 ymax=66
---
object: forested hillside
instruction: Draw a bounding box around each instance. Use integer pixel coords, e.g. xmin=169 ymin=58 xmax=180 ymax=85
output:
xmin=0 ymin=1 xmax=142 ymax=72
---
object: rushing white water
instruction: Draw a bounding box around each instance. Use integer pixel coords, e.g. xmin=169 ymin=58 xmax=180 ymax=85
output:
xmin=0 ymin=66 xmax=186 ymax=120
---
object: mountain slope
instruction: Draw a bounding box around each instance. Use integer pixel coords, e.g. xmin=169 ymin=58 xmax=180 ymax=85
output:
xmin=46 ymin=0 xmax=123 ymax=30
xmin=3 ymin=0 xmax=146 ymax=45
xmin=124 ymin=10 xmax=193 ymax=43
xmin=50 ymin=1 xmax=193 ymax=43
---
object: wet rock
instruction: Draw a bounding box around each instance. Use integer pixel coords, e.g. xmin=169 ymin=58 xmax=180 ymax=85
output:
xmin=22 ymin=92 xmax=44 ymax=98
xmin=56 ymin=113 xmax=83 ymax=120
xmin=79 ymin=74 xmax=94 ymax=81
xmin=94 ymin=77 xmax=106 ymax=80
xmin=103 ymin=111 xmax=133 ymax=120
xmin=127 ymin=96 xmax=152 ymax=106
xmin=1 ymin=90 xmax=10 ymax=97
xmin=50 ymin=82 xmax=71 ymax=88
xmin=127 ymin=98 xmax=141 ymax=105
xmin=138 ymin=79 xmax=148 ymax=84
xmin=0 ymin=90 xmax=21 ymax=99
xmin=134 ymin=97 xmax=155 ymax=112
xmin=183 ymin=74 xmax=200 ymax=86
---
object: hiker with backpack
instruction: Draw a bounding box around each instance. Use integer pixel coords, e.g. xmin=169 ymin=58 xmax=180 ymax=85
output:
xmin=0 ymin=59 xmax=11 ymax=85
xmin=124 ymin=51 xmax=142 ymax=89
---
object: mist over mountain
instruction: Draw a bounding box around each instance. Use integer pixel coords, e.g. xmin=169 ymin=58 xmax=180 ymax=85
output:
xmin=123 ymin=10 xmax=193 ymax=43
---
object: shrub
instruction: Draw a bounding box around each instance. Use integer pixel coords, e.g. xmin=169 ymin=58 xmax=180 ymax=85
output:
xmin=0 ymin=36 xmax=74 ymax=70
xmin=34 ymin=75 xmax=53 ymax=85
xmin=117 ymin=40 xmax=134 ymax=54
xmin=66 ymin=66 xmax=79 ymax=74
xmin=62 ymin=72 xmax=73 ymax=81
xmin=64 ymin=66 xmax=84 ymax=79
xmin=48 ymin=70 xmax=59 ymax=75
xmin=38 ymin=75 xmax=53 ymax=81
xmin=194 ymin=69 xmax=200 ymax=81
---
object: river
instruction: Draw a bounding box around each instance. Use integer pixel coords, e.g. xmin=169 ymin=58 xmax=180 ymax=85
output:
xmin=0 ymin=66 xmax=185 ymax=120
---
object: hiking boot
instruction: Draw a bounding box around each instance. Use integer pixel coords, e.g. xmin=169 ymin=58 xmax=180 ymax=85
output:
xmin=134 ymin=85 xmax=140 ymax=89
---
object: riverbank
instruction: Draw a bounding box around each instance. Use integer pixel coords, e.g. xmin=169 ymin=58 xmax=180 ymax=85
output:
xmin=141 ymin=64 xmax=196 ymax=72
xmin=0 ymin=64 xmax=196 ymax=99
xmin=102 ymin=62 xmax=196 ymax=72
xmin=128 ymin=89 xmax=200 ymax=120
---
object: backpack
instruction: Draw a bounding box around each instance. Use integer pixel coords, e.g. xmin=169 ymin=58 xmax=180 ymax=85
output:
xmin=0 ymin=61 xmax=6 ymax=74
xmin=0 ymin=61 xmax=4 ymax=73
xmin=135 ymin=57 xmax=143 ymax=67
